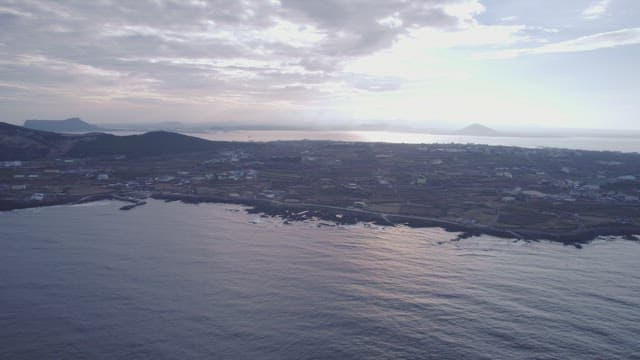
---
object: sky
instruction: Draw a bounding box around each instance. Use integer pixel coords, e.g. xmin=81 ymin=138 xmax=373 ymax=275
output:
xmin=0 ymin=0 xmax=639 ymax=130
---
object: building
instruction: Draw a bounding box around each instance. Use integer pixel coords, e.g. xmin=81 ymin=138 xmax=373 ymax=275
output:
xmin=353 ymin=201 xmax=367 ymax=208
xmin=617 ymin=175 xmax=637 ymax=182
xmin=156 ymin=175 xmax=175 ymax=183
xmin=1 ymin=161 xmax=22 ymax=167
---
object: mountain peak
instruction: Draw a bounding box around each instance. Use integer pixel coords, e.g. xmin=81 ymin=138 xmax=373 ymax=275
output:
xmin=455 ymin=123 xmax=500 ymax=136
xmin=23 ymin=117 xmax=103 ymax=133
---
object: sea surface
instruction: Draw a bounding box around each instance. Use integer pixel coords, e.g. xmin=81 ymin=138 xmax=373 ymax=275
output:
xmin=103 ymin=129 xmax=640 ymax=153
xmin=182 ymin=130 xmax=640 ymax=153
xmin=1 ymin=200 xmax=640 ymax=359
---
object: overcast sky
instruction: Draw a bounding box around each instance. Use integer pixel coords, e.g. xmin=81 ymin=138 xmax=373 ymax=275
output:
xmin=1 ymin=0 xmax=639 ymax=129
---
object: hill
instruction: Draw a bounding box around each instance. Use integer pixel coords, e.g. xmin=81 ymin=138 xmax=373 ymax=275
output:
xmin=0 ymin=122 xmax=75 ymax=160
xmin=454 ymin=123 xmax=501 ymax=136
xmin=23 ymin=117 xmax=104 ymax=133
xmin=0 ymin=122 xmax=226 ymax=160
xmin=67 ymin=131 xmax=223 ymax=158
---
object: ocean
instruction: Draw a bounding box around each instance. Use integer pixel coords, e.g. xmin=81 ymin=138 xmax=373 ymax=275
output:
xmin=99 ymin=129 xmax=640 ymax=153
xmin=1 ymin=200 xmax=639 ymax=359
xmin=181 ymin=130 xmax=640 ymax=153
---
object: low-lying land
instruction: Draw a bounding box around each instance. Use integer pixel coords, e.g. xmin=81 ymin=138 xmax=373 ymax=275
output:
xmin=2 ymin=122 xmax=640 ymax=245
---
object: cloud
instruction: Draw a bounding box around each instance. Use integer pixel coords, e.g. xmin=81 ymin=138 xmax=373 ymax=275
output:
xmin=0 ymin=5 xmax=33 ymax=18
xmin=500 ymin=16 xmax=519 ymax=22
xmin=478 ymin=27 xmax=640 ymax=59
xmin=0 ymin=0 xmax=486 ymax=109
xmin=6 ymin=0 xmax=634 ymax=127
xmin=582 ymin=0 xmax=612 ymax=20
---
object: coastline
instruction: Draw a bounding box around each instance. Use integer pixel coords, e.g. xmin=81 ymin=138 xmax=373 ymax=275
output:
xmin=0 ymin=193 xmax=142 ymax=212
xmin=4 ymin=192 xmax=638 ymax=247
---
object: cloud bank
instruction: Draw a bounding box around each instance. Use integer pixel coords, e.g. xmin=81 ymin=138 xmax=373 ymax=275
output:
xmin=0 ymin=0 xmax=639 ymax=129
xmin=582 ymin=0 xmax=612 ymax=20
xmin=480 ymin=27 xmax=640 ymax=59
xmin=0 ymin=0 xmax=488 ymax=121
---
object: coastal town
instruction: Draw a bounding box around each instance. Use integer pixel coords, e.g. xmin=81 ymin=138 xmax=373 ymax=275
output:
xmin=2 ymin=140 xmax=640 ymax=243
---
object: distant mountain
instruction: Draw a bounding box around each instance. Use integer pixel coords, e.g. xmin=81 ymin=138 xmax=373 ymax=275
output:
xmin=67 ymin=131 xmax=223 ymax=158
xmin=454 ymin=123 xmax=501 ymax=136
xmin=23 ymin=117 xmax=104 ymax=133
xmin=0 ymin=122 xmax=227 ymax=160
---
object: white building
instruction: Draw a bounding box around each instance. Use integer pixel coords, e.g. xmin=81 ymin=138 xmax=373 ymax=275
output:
xmin=2 ymin=161 xmax=22 ymax=167
xmin=617 ymin=175 xmax=637 ymax=181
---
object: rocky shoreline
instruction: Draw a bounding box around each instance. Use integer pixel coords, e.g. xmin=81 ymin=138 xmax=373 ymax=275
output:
xmin=2 ymin=192 xmax=639 ymax=247
xmin=149 ymin=193 xmax=640 ymax=247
